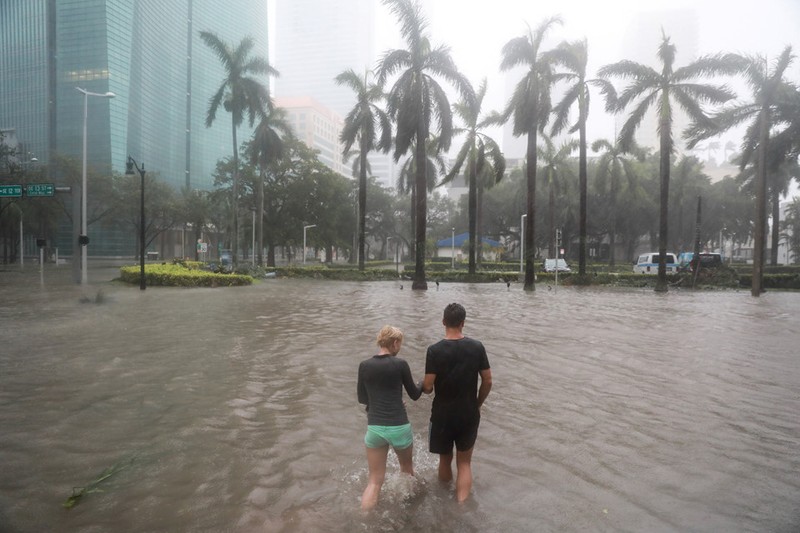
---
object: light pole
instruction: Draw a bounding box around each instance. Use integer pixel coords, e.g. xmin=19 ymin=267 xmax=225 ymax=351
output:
xmin=303 ymin=224 xmax=316 ymax=265
xmin=125 ymin=157 xmax=146 ymax=290
xmin=520 ymin=213 xmax=527 ymax=273
xmin=77 ymin=87 xmax=115 ymax=285
xmin=251 ymin=208 xmax=256 ymax=267
xmin=451 ymin=228 xmax=455 ymax=269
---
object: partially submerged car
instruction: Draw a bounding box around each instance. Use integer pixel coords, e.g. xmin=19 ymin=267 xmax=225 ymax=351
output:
xmin=634 ymin=252 xmax=678 ymax=274
xmin=542 ymin=258 xmax=571 ymax=273
xmin=678 ymin=252 xmax=723 ymax=272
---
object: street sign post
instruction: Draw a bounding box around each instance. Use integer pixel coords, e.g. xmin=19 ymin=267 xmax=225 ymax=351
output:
xmin=0 ymin=184 xmax=22 ymax=197
xmin=25 ymin=183 xmax=55 ymax=197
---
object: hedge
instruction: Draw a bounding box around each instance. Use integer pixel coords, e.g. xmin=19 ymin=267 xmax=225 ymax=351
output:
xmin=119 ymin=263 xmax=254 ymax=287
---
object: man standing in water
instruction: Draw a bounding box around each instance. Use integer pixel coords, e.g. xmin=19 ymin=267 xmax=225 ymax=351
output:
xmin=422 ymin=303 xmax=492 ymax=502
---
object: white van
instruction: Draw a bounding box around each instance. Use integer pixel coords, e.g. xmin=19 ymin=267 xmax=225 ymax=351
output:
xmin=634 ymin=252 xmax=678 ymax=274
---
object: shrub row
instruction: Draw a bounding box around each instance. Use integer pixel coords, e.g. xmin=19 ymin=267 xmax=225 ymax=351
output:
xmin=119 ymin=263 xmax=253 ymax=287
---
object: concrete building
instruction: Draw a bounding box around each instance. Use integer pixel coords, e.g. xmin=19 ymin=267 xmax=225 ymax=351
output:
xmin=275 ymin=96 xmax=345 ymax=176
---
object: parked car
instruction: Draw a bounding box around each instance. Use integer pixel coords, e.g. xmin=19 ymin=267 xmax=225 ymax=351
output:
xmin=677 ymin=252 xmax=723 ymax=271
xmin=542 ymin=258 xmax=571 ymax=273
xmin=634 ymin=252 xmax=678 ymax=274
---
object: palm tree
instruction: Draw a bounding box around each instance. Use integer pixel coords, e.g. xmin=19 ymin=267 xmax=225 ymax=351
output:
xmin=550 ymin=38 xmax=614 ymax=276
xmin=499 ymin=16 xmax=562 ymax=290
xmin=591 ymin=138 xmax=648 ymax=266
xmin=336 ymin=68 xmax=393 ymax=271
xmin=538 ymin=134 xmax=578 ymax=258
xmin=686 ymin=46 xmax=794 ymax=295
xmin=249 ymin=106 xmax=293 ymax=266
xmin=599 ymin=32 xmax=741 ymax=292
xmin=201 ymin=31 xmax=275 ymax=267
xmin=378 ymin=0 xmax=474 ymax=290
xmin=441 ymin=78 xmax=505 ymax=275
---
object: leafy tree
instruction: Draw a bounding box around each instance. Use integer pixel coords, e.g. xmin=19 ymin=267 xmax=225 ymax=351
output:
xmin=336 ymin=68 xmax=393 ymax=270
xmin=600 ymin=32 xmax=741 ymax=291
xmin=443 ymin=78 xmax=505 ymax=274
xmin=499 ymin=16 xmax=562 ymax=290
xmin=200 ymin=31 xmax=275 ymax=266
xmin=378 ymin=0 xmax=474 ymax=290
xmin=538 ymin=134 xmax=577 ymax=258
xmin=248 ymin=106 xmax=293 ymax=266
xmin=782 ymin=196 xmax=800 ymax=263
xmin=668 ymin=156 xmax=711 ymax=253
xmin=114 ymin=172 xmax=179 ymax=254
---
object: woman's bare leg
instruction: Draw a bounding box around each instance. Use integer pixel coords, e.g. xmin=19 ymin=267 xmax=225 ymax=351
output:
xmin=394 ymin=444 xmax=414 ymax=476
xmin=361 ymin=446 xmax=389 ymax=510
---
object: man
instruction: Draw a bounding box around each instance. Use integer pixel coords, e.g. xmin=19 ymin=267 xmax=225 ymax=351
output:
xmin=422 ymin=302 xmax=492 ymax=502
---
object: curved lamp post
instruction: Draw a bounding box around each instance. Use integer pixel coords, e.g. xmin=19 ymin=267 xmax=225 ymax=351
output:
xmin=76 ymin=87 xmax=115 ymax=285
xmin=125 ymin=157 xmax=146 ymax=290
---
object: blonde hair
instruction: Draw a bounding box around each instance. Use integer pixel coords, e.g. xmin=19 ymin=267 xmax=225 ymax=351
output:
xmin=376 ymin=325 xmax=403 ymax=348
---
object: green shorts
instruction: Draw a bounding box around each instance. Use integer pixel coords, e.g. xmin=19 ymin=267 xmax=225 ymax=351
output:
xmin=364 ymin=423 xmax=413 ymax=450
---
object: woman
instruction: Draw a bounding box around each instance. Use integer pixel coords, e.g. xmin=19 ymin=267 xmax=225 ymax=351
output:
xmin=357 ymin=325 xmax=422 ymax=510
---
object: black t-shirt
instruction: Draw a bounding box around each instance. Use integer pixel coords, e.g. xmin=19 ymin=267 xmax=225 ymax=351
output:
xmin=425 ymin=337 xmax=490 ymax=424
xmin=357 ymin=355 xmax=422 ymax=426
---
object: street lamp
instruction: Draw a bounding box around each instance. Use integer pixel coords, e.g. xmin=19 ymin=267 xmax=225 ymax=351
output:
xmin=520 ymin=213 xmax=527 ymax=273
xmin=303 ymin=224 xmax=316 ymax=265
xmin=125 ymin=157 xmax=146 ymax=290
xmin=76 ymin=87 xmax=115 ymax=285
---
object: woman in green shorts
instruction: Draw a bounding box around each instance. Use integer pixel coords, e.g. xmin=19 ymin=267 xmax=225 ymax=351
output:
xmin=357 ymin=325 xmax=423 ymax=510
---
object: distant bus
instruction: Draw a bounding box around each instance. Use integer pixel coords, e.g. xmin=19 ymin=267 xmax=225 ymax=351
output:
xmin=634 ymin=252 xmax=678 ymax=274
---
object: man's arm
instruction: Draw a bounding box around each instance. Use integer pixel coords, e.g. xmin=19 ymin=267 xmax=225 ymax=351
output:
xmin=477 ymin=368 xmax=492 ymax=407
xmin=422 ymin=373 xmax=435 ymax=394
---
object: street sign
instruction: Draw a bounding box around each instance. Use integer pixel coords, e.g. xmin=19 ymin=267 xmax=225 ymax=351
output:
xmin=25 ymin=183 xmax=55 ymax=197
xmin=0 ymin=184 xmax=22 ymax=197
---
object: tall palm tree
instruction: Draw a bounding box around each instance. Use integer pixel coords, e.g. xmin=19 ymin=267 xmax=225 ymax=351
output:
xmin=538 ymin=134 xmax=578 ymax=258
xmin=599 ymin=32 xmax=741 ymax=292
xmin=336 ymin=68 xmax=393 ymax=271
xmin=550 ymin=38 xmax=614 ymax=276
xmin=201 ymin=31 xmax=275 ymax=267
xmin=499 ymin=16 xmax=562 ymax=290
xmin=378 ymin=0 xmax=474 ymax=290
xmin=591 ymin=138 xmax=648 ymax=266
xmin=686 ymin=46 xmax=794 ymax=295
xmin=249 ymin=106 xmax=293 ymax=266
xmin=441 ymin=78 xmax=506 ymax=275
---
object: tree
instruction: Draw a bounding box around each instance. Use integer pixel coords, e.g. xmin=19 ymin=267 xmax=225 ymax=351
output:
xmin=685 ymin=45 xmax=795 ymax=294
xmin=200 ymin=31 xmax=275 ymax=266
xmin=782 ymin=197 xmax=800 ymax=263
xmin=378 ymin=0 xmax=474 ymax=290
xmin=550 ymin=38 xmax=614 ymax=276
xmin=248 ymin=106 xmax=293 ymax=266
xmin=114 ymin=172 xmax=178 ymax=254
xmin=442 ymin=78 xmax=505 ymax=275
xmin=538 ymin=134 xmax=577 ymax=258
xmin=591 ymin=138 xmax=647 ymax=266
xmin=336 ymin=68 xmax=393 ymax=271
xmin=499 ymin=16 xmax=562 ymax=290
xmin=600 ymin=32 xmax=741 ymax=291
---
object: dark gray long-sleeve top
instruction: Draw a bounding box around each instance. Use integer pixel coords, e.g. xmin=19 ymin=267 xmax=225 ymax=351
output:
xmin=357 ymin=354 xmax=422 ymax=426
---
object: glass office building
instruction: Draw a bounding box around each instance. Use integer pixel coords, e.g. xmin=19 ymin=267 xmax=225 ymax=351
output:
xmin=1 ymin=0 xmax=269 ymax=256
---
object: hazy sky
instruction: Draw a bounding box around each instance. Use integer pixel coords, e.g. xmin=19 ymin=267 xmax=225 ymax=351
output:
xmin=269 ymin=0 xmax=799 ymax=192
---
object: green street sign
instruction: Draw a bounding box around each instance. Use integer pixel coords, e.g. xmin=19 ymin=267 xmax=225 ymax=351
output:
xmin=25 ymin=183 xmax=55 ymax=197
xmin=0 ymin=184 xmax=22 ymax=197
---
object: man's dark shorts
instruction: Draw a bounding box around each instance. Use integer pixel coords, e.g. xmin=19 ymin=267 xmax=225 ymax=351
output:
xmin=428 ymin=413 xmax=480 ymax=454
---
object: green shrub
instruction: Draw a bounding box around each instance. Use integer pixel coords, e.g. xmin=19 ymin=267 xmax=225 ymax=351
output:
xmin=119 ymin=263 xmax=253 ymax=287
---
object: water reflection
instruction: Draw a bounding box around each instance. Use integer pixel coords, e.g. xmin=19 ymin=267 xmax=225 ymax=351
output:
xmin=1 ymin=268 xmax=799 ymax=532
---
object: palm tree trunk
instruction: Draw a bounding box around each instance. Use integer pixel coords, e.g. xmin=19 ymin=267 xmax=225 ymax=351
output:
xmin=231 ymin=120 xmax=239 ymax=267
xmin=358 ymin=147 xmax=368 ymax=271
xmin=548 ymin=184 xmax=555 ymax=259
xmin=412 ymin=125 xmax=428 ymax=290
xmin=752 ymin=106 xmax=769 ymax=295
xmin=524 ymin=130 xmax=537 ymax=291
xmin=477 ymin=184 xmax=484 ymax=267
xmin=578 ymin=101 xmax=588 ymax=276
xmin=468 ymin=150 xmax=477 ymax=275
xmin=656 ymin=110 xmax=671 ymax=292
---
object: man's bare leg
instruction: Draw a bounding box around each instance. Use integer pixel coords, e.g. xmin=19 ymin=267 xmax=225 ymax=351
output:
xmin=455 ymin=447 xmax=474 ymax=503
xmin=437 ymin=452 xmax=453 ymax=483
xmin=361 ymin=446 xmax=389 ymax=510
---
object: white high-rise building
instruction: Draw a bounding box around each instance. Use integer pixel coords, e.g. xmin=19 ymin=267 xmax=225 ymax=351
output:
xmin=273 ymin=0 xmax=400 ymax=186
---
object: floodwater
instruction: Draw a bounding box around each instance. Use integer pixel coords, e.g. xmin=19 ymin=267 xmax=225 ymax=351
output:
xmin=1 ymin=265 xmax=799 ymax=532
